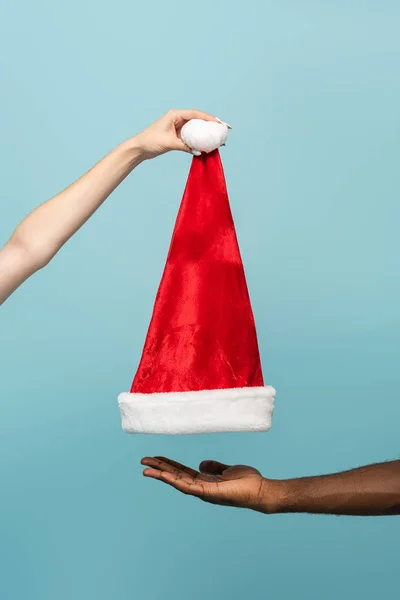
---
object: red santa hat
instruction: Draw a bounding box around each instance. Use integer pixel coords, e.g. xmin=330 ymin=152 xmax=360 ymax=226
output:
xmin=118 ymin=119 xmax=275 ymax=434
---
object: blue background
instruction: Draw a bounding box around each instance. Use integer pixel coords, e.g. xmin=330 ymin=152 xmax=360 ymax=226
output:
xmin=1 ymin=1 xmax=399 ymax=598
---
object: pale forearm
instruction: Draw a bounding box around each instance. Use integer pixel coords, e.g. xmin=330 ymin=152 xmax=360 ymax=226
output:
xmin=268 ymin=460 xmax=400 ymax=516
xmin=0 ymin=137 xmax=143 ymax=304
xmin=10 ymin=138 xmax=142 ymax=267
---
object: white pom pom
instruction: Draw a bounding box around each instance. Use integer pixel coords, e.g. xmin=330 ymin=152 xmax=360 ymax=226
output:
xmin=181 ymin=119 xmax=229 ymax=155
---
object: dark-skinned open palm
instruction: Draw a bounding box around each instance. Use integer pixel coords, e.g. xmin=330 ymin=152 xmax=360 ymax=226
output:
xmin=141 ymin=457 xmax=280 ymax=513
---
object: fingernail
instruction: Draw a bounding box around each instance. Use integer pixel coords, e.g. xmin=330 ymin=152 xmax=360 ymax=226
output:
xmin=216 ymin=117 xmax=232 ymax=129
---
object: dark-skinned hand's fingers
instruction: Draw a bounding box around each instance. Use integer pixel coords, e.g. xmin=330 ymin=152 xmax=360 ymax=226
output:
xmin=143 ymin=467 xmax=197 ymax=493
xmin=141 ymin=457 xmax=177 ymax=474
xmin=159 ymin=470 xmax=218 ymax=499
xmin=153 ymin=456 xmax=200 ymax=479
xmin=199 ymin=460 xmax=230 ymax=476
xmin=141 ymin=457 xmax=196 ymax=479
xmin=142 ymin=468 xmax=164 ymax=480
xmin=141 ymin=458 xmax=194 ymax=484
xmin=143 ymin=469 xmax=230 ymax=506
xmin=142 ymin=466 xmax=195 ymax=487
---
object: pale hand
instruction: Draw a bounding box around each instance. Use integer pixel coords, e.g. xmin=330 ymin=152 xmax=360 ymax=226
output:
xmin=141 ymin=457 xmax=282 ymax=513
xmin=134 ymin=109 xmax=218 ymax=160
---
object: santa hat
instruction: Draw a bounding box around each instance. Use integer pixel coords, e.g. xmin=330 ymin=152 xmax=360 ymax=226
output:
xmin=118 ymin=119 xmax=275 ymax=434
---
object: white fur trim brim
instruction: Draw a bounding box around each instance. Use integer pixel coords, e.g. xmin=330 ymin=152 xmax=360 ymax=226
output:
xmin=117 ymin=386 xmax=275 ymax=435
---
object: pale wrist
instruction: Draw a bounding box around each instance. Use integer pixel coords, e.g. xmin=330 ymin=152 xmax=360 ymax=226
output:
xmin=120 ymin=136 xmax=147 ymax=165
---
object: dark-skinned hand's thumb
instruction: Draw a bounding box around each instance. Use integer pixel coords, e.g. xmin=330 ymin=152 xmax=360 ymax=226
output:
xmin=199 ymin=460 xmax=230 ymax=476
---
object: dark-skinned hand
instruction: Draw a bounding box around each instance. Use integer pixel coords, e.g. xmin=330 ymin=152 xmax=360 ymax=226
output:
xmin=141 ymin=456 xmax=283 ymax=513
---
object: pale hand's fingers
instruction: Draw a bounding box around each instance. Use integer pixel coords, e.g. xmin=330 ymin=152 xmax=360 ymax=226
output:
xmin=171 ymin=109 xmax=218 ymax=127
xmin=173 ymin=109 xmax=232 ymax=128
xmin=199 ymin=460 xmax=230 ymax=476
xmin=168 ymin=136 xmax=193 ymax=154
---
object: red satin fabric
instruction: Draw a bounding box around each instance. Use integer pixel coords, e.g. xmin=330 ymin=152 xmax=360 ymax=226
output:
xmin=131 ymin=150 xmax=264 ymax=394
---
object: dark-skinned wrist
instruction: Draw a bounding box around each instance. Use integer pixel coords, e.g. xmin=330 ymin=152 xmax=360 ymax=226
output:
xmin=256 ymin=478 xmax=292 ymax=514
